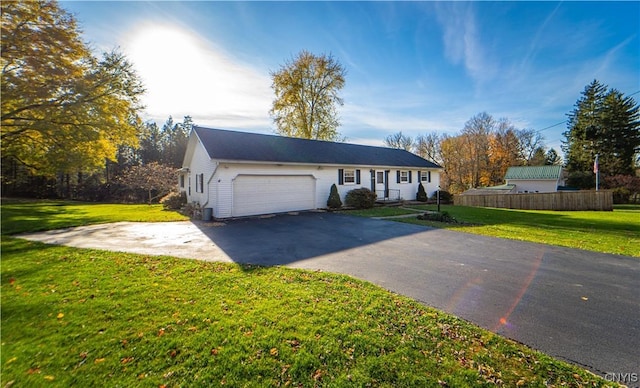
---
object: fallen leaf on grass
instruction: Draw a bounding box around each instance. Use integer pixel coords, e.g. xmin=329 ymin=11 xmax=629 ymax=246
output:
xmin=56 ymin=313 xmax=64 ymax=319
xmin=94 ymin=358 xmax=105 ymax=364
xmin=44 ymin=375 xmax=54 ymax=381
xmin=270 ymin=348 xmax=279 ymax=357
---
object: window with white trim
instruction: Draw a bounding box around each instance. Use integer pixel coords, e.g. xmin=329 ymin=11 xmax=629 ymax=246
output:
xmin=196 ymin=173 xmax=204 ymax=193
xmin=420 ymin=171 xmax=431 ymax=183
xmin=400 ymin=171 xmax=409 ymax=183
xmin=344 ymin=169 xmax=355 ymax=184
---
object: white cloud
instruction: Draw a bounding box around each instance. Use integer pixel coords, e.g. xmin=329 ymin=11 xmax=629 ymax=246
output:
xmin=434 ymin=2 xmax=495 ymax=85
xmin=121 ymin=23 xmax=273 ymax=129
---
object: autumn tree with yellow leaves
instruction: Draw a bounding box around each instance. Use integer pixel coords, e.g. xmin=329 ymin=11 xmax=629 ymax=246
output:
xmin=436 ymin=112 xmax=554 ymax=193
xmin=1 ymin=1 xmax=145 ymax=178
xmin=270 ymin=50 xmax=346 ymax=141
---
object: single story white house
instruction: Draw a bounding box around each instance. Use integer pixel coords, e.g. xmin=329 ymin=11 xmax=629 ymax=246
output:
xmin=180 ymin=126 xmax=442 ymax=219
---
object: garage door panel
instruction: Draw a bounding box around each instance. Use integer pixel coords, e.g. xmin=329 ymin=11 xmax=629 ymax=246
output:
xmin=233 ymin=175 xmax=315 ymax=217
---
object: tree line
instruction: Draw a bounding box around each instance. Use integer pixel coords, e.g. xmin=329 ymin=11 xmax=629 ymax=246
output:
xmin=1 ymin=1 xmax=191 ymax=203
xmin=384 ymin=113 xmax=562 ymax=194
xmin=383 ymin=81 xmax=639 ymax=200
xmin=1 ymin=1 xmax=349 ymax=203
xmin=2 ymin=2 xmax=638 ymax=203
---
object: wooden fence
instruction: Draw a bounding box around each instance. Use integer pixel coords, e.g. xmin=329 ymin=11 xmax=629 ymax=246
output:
xmin=454 ymin=190 xmax=613 ymax=211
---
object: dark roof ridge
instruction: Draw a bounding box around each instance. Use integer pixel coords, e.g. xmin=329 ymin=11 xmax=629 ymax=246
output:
xmin=194 ymin=125 xmax=408 ymax=152
xmin=193 ymin=126 xmax=442 ymax=169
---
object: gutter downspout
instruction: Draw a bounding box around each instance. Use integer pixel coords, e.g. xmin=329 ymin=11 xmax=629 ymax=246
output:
xmin=202 ymin=161 xmax=219 ymax=209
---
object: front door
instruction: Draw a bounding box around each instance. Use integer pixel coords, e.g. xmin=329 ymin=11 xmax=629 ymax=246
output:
xmin=375 ymin=170 xmax=386 ymax=198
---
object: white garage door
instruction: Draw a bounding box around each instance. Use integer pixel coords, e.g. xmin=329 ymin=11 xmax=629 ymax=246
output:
xmin=233 ymin=175 xmax=316 ymax=217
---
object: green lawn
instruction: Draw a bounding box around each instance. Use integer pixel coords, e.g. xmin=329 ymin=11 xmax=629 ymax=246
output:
xmin=1 ymin=237 xmax=614 ymax=387
xmin=0 ymin=200 xmax=622 ymax=385
xmin=347 ymin=204 xmax=640 ymax=257
xmin=1 ymin=199 xmax=188 ymax=235
xmin=344 ymin=206 xmax=420 ymax=218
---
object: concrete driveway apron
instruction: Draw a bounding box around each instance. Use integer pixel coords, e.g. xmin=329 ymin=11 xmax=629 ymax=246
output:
xmin=19 ymin=212 xmax=640 ymax=379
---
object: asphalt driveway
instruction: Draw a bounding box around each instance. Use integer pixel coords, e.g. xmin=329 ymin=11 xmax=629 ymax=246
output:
xmin=19 ymin=211 xmax=640 ymax=379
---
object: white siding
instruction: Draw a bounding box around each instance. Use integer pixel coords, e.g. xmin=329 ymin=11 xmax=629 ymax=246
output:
xmin=208 ymin=163 xmax=441 ymax=218
xmin=184 ymin=137 xmax=218 ymax=209
xmin=507 ymin=179 xmax=558 ymax=193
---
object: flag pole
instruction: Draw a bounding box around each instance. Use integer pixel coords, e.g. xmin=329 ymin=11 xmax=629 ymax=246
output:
xmin=594 ymin=154 xmax=599 ymax=191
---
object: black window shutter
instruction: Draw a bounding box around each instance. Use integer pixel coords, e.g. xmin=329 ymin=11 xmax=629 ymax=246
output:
xmin=356 ymin=169 xmax=361 ymax=184
xmin=396 ymin=170 xmax=401 ymax=183
xmin=428 ymin=171 xmax=431 ymax=183
xmin=417 ymin=171 xmax=421 ymax=182
xmin=409 ymin=171 xmax=412 ymax=183
xmin=338 ymin=169 xmax=344 ymax=185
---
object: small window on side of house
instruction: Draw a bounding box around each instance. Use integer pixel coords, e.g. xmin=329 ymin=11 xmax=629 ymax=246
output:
xmin=400 ymin=171 xmax=409 ymax=183
xmin=344 ymin=169 xmax=356 ymax=184
xmin=180 ymin=175 xmax=185 ymax=188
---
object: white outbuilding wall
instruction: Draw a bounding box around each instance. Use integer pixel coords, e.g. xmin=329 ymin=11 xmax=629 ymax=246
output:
xmin=506 ymin=179 xmax=560 ymax=193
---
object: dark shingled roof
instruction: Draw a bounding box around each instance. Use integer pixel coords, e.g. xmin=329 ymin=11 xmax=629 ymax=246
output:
xmin=194 ymin=126 xmax=442 ymax=168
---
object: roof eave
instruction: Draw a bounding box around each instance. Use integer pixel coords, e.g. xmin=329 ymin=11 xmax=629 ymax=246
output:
xmin=211 ymin=158 xmax=442 ymax=169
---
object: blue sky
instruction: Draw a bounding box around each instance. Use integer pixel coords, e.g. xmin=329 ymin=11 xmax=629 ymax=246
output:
xmin=62 ymin=1 xmax=639 ymax=154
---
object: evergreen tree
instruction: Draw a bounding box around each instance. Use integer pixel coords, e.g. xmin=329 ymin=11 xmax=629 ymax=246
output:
xmin=545 ymin=148 xmax=563 ymax=165
xmin=162 ymin=116 xmax=191 ymax=168
xmin=416 ymin=182 xmax=428 ymax=202
xmin=563 ymin=80 xmax=639 ymax=182
xmin=138 ymin=122 xmax=164 ymax=164
xmin=600 ymin=90 xmax=640 ymax=175
xmin=327 ymin=183 xmax=342 ymax=209
xmin=528 ymin=147 xmax=547 ymax=166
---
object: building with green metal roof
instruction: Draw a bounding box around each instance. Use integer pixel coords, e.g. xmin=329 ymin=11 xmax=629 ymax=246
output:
xmin=461 ymin=165 xmax=565 ymax=195
xmin=504 ymin=165 xmax=565 ymax=193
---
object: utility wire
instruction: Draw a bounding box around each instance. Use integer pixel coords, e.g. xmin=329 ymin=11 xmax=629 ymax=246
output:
xmin=538 ymin=90 xmax=640 ymax=134
xmin=537 ymin=120 xmax=566 ymax=132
